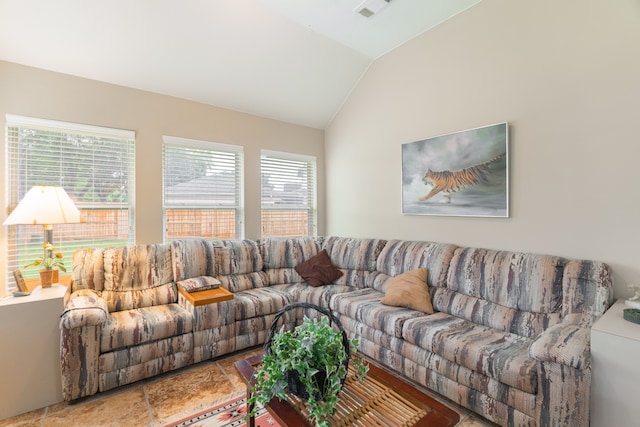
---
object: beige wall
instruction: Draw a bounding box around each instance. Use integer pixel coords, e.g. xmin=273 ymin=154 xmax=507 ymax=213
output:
xmin=0 ymin=61 xmax=325 ymax=295
xmin=326 ymin=0 xmax=640 ymax=298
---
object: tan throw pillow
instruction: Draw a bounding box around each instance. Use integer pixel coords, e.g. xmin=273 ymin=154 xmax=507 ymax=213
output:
xmin=381 ymin=268 xmax=434 ymax=314
xmin=294 ymin=249 xmax=343 ymax=287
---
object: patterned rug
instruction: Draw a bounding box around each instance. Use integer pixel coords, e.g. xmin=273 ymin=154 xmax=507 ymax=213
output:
xmin=165 ymin=395 xmax=281 ymax=427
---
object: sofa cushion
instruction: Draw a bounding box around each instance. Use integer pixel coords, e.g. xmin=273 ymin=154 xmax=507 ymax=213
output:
xmin=294 ymin=249 xmax=343 ymax=287
xmin=322 ymin=236 xmax=386 ymax=271
xmin=402 ymin=313 xmax=537 ymax=394
xmin=259 ymin=237 xmax=322 ymax=286
xmin=217 ymin=271 xmax=269 ymax=293
xmin=214 ymin=240 xmax=268 ymax=292
xmin=101 ymin=283 xmax=179 ymax=313
xmin=331 ymin=288 xmax=427 ymax=338
xmin=176 ymin=276 xmax=221 ymax=293
xmin=104 ymin=244 xmax=174 ymax=291
xmin=232 ymin=287 xmax=292 ymax=321
xmin=100 ymin=304 xmax=193 ymax=352
xmin=71 ymin=247 xmax=105 ymax=292
xmin=258 ymin=237 xmax=322 ymax=269
xmin=321 ymin=237 xmax=387 ymax=289
xmin=263 ymin=268 xmax=305 ymax=286
xmin=214 ymin=240 xmax=264 ymax=275
xmin=272 ymin=283 xmax=354 ymax=309
xmin=375 ymin=240 xmax=458 ymax=293
xmin=446 ymin=247 xmax=564 ymax=314
xmin=431 ymin=287 xmax=562 ymax=339
xmin=102 ymin=244 xmax=176 ymax=311
xmin=381 ymin=268 xmax=434 ymax=314
xmin=171 ymin=239 xmax=216 ymax=281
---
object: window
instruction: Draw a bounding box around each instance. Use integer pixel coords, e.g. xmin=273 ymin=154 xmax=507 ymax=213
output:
xmin=163 ymin=136 xmax=243 ymax=241
xmin=261 ymin=150 xmax=317 ymax=238
xmin=5 ymin=115 xmax=135 ymax=287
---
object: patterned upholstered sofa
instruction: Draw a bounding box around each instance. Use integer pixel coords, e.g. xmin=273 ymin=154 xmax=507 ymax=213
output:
xmin=60 ymin=236 xmax=613 ymax=426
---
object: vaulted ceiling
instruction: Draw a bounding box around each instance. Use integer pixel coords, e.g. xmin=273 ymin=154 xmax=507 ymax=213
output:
xmin=0 ymin=0 xmax=481 ymax=129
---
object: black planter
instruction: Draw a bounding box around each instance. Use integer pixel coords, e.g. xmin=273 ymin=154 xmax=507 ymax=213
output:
xmin=285 ymin=368 xmax=328 ymax=400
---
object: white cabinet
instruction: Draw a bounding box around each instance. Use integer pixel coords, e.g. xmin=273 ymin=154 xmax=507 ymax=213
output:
xmin=591 ymin=299 xmax=640 ymax=427
xmin=0 ymin=285 xmax=67 ymax=419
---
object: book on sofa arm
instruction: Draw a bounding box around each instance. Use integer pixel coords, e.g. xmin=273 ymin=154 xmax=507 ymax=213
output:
xmin=176 ymin=276 xmax=221 ymax=293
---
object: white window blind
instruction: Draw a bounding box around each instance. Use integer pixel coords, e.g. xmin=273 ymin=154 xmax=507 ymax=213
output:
xmin=163 ymin=136 xmax=243 ymax=241
xmin=261 ymin=150 xmax=317 ymax=238
xmin=5 ymin=115 xmax=135 ymax=287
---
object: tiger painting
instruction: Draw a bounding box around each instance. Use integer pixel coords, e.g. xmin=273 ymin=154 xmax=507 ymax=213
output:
xmin=420 ymin=152 xmax=506 ymax=203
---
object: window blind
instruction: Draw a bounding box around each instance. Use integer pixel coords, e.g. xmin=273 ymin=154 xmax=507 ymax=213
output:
xmin=261 ymin=150 xmax=317 ymax=238
xmin=5 ymin=115 xmax=135 ymax=287
xmin=162 ymin=136 xmax=243 ymax=241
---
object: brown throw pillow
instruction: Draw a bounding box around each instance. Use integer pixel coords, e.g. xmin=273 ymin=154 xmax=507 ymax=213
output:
xmin=295 ymin=249 xmax=343 ymax=287
xmin=381 ymin=268 xmax=434 ymax=314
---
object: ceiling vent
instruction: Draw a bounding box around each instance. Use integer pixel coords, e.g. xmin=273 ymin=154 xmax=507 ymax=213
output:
xmin=354 ymin=0 xmax=393 ymax=18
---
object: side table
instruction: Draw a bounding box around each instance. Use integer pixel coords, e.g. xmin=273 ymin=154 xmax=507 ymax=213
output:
xmin=177 ymin=286 xmax=233 ymax=306
xmin=0 ymin=284 xmax=67 ymax=419
xmin=591 ymin=299 xmax=640 ymax=427
xmin=177 ymin=286 xmax=234 ymax=363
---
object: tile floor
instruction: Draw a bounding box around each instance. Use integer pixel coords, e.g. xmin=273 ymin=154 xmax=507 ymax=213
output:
xmin=0 ymin=347 xmax=497 ymax=427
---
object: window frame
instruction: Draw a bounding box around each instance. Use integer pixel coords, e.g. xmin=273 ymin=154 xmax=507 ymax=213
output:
xmin=260 ymin=149 xmax=317 ymax=238
xmin=162 ymin=135 xmax=244 ymax=242
xmin=4 ymin=114 xmax=136 ymax=289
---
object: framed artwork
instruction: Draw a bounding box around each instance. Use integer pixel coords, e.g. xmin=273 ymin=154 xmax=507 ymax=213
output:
xmin=402 ymin=123 xmax=509 ymax=217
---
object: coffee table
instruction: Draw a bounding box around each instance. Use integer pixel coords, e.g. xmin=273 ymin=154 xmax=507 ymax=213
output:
xmin=235 ymin=353 xmax=460 ymax=427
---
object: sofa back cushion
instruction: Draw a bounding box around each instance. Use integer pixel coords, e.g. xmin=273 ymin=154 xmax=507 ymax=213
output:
xmin=437 ymin=247 xmax=565 ymax=339
xmin=171 ymin=239 xmax=216 ymax=281
xmin=102 ymin=244 xmax=177 ymax=312
xmin=71 ymin=247 xmax=105 ymax=292
xmin=374 ymin=240 xmax=458 ymax=293
xmin=321 ymin=236 xmax=387 ymax=288
xmin=214 ymin=239 xmax=268 ymax=292
xmin=445 ymin=247 xmax=564 ymax=313
xmin=258 ymin=237 xmax=322 ymax=285
xmin=430 ymin=287 xmax=563 ymax=339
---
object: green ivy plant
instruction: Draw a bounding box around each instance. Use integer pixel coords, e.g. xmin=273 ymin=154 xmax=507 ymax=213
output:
xmin=248 ymin=315 xmax=369 ymax=427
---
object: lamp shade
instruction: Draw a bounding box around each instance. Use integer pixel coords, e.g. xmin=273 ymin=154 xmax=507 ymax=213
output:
xmin=3 ymin=186 xmax=81 ymax=226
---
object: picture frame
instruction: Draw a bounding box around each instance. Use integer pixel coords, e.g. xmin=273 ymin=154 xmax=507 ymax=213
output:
xmin=401 ymin=122 xmax=509 ymax=217
xmin=13 ymin=269 xmax=29 ymax=292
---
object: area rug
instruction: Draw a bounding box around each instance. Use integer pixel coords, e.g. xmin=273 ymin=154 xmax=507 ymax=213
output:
xmin=165 ymin=395 xmax=281 ymax=427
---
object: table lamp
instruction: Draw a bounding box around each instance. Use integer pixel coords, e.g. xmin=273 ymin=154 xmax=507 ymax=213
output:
xmin=3 ymin=186 xmax=81 ymax=281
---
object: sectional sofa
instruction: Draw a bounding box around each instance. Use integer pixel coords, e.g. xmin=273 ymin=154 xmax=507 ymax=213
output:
xmin=59 ymin=236 xmax=613 ymax=426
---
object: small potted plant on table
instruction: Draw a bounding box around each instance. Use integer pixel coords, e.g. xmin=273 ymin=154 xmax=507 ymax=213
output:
xmin=23 ymin=243 xmax=66 ymax=288
xmin=248 ymin=302 xmax=368 ymax=427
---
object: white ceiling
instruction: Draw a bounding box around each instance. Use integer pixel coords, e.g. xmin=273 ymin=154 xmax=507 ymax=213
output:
xmin=0 ymin=0 xmax=481 ymax=129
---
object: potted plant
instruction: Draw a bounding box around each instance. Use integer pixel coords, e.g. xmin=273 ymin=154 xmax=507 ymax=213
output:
xmin=248 ymin=303 xmax=368 ymax=427
xmin=23 ymin=243 xmax=66 ymax=288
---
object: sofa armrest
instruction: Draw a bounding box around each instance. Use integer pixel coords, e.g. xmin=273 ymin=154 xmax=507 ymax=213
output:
xmin=60 ymin=289 xmax=109 ymax=329
xmin=530 ymin=313 xmax=596 ymax=370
